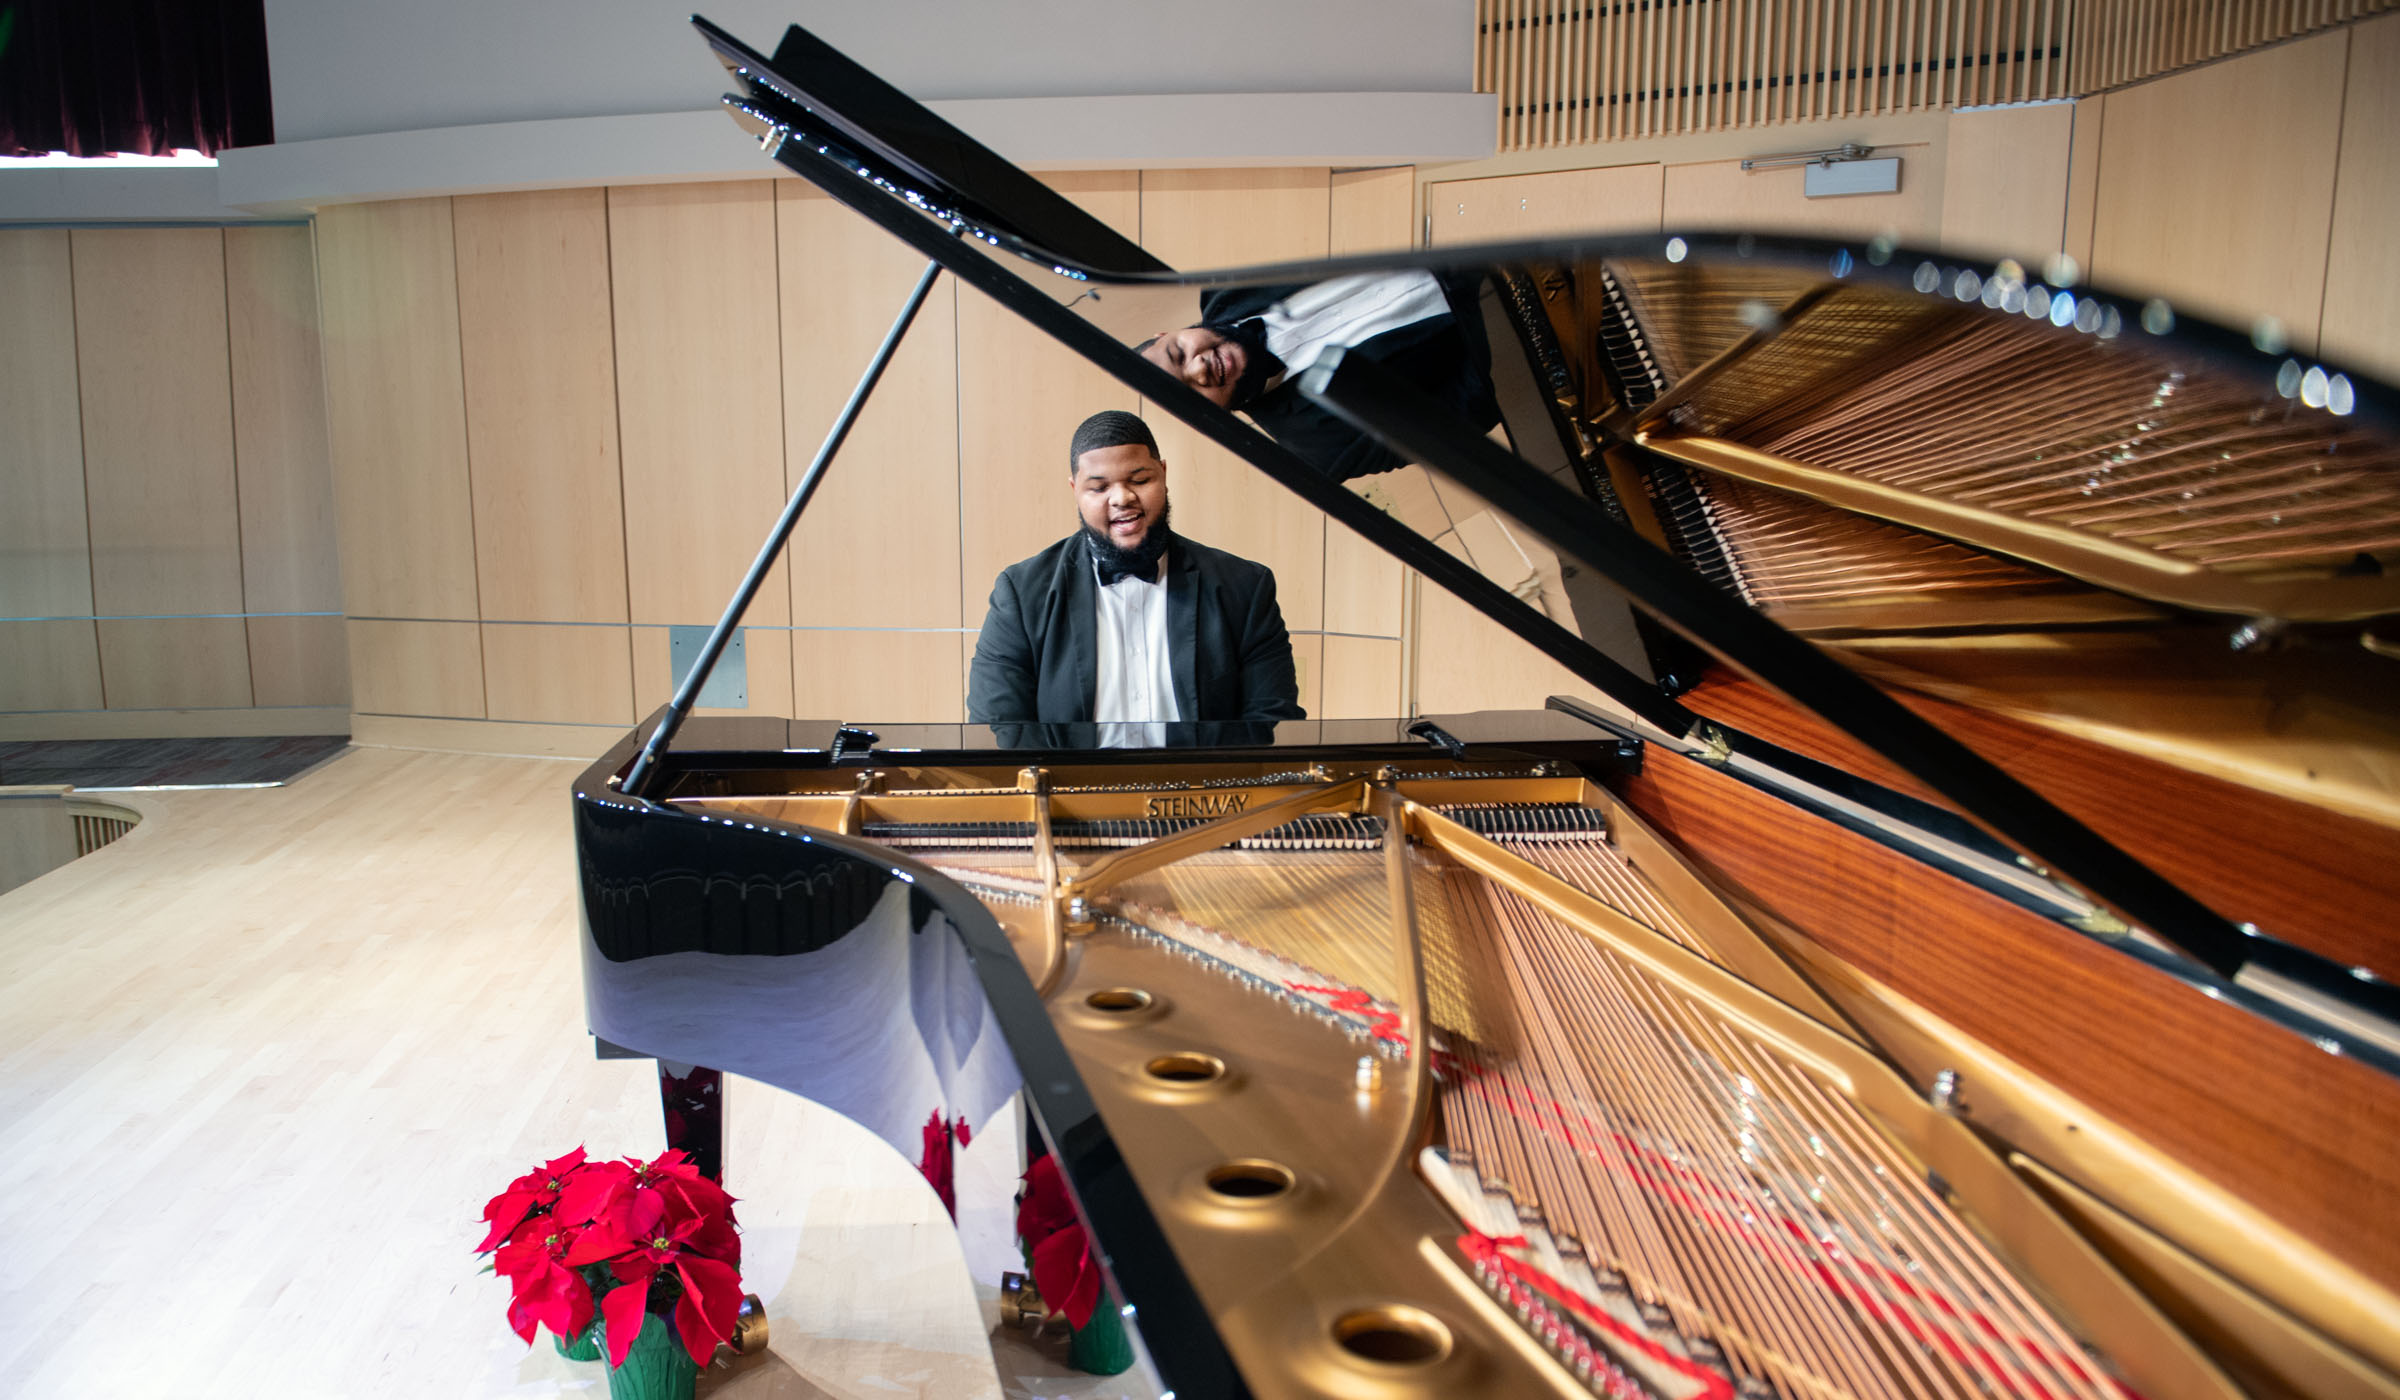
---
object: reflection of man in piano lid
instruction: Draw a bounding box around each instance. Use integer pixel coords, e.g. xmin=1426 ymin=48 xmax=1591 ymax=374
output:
xmin=1137 ymin=269 xmax=1500 ymax=482
xmin=965 ymin=411 xmax=1304 ymax=732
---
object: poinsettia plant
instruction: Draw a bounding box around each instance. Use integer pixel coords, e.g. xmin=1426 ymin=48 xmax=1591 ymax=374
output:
xmin=1015 ymin=1155 xmax=1100 ymax=1329
xmin=475 ymin=1147 xmax=746 ymax=1368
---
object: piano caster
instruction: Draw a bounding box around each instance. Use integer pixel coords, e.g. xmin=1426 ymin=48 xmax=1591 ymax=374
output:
xmin=1001 ymin=1271 xmax=1052 ymax=1334
xmin=706 ymin=1294 xmax=771 ymax=1368
xmin=732 ymin=1293 xmax=769 ymax=1354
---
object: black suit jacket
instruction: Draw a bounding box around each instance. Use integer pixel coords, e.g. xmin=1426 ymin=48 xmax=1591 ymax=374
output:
xmin=1204 ymin=271 xmax=1499 ymax=481
xmin=966 ymin=533 xmax=1304 ymax=725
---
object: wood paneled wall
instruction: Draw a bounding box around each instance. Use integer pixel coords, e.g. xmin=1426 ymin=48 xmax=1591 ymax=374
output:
xmin=0 ymin=225 xmax=345 ymax=730
xmin=316 ymin=168 xmax=1422 ymax=752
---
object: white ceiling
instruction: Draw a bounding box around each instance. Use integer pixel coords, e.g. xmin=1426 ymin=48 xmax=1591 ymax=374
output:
xmin=264 ymin=0 xmax=1480 ymax=143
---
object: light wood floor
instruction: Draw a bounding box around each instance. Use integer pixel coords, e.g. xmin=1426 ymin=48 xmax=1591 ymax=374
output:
xmin=0 ymin=745 xmax=1154 ymax=1399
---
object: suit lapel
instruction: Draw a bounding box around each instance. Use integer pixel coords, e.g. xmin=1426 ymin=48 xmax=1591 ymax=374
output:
xmin=1053 ymin=540 xmax=1098 ymax=723
xmin=1167 ymin=544 xmax=1199 ymax=720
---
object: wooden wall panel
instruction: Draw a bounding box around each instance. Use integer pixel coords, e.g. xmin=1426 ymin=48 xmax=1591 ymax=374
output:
xmin=1322 ymin=635 xmax=1402 ymax=718
xmin=71 ymin=229 xmax=244 ymax=619
xmin=1290 ymin=632 xmax=1324 ymax=720
xmin=608 ymin=182 xmax=787 ymax=627
xmin=1427 ymin=163 xmax=1665 ymax=243
xmin=1413 ymin=579 xmax=1605 ymax=715
xmin=2318 ymin=12 xmax=2400 ymax=382
xmin=316 ymin=199 xmax=481 ymax=620
xmin=958 ymin=173 xmax=1142 ymax=634
xmin=1330 ymin=167 xmax=1418 ymax=255
xmin=1938 ymin=102 xmax=2075 ymax=261
xmin=98 ymin=619 xmax=252 ymax=710
xmin=347 ymin=619 xmax=483 ymax=717
xmin=630 ymin=625 xmax=792 ymax=720
xmin=225 ymin=226 xmax=340 ymax=617
xmin=777 ymin=186 xmax=959 ymax=630
xmin=0 ymin=623 xmax=102 ymax=712
xmin=2062 ymin=94 xmax=2106 ymax=270
xmin=2089 ymin=29 xmax=2347 ymax=348
xmin=1138 ymin=168 xmax=1330 ymax=271
xmin=1662 ymin=143 xmax=1946 ymax=243
xmin=791 ymin=630 xmax=965 ymax=722
xmin=453 ymin=189 xmax=629 ymax=624
xmin=1139 ymin=170 xmax=1331 ymax=636
xmin=1324 ymin=516 xmax=1404 ymax=638
xmin=246 ymin=616 xmax=351 ymax=709
xmin=481 ymin=623 xmax=634 ymax=726
xmin=0 ymin=230 xmax=93 ymax=620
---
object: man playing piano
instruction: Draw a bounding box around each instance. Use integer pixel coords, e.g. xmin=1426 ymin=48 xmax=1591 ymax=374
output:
xmin=966 ymin=410 xmax=1304 ymax=728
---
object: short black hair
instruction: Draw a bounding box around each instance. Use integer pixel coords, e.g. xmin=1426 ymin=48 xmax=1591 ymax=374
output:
xmin=1068 ymin=409 xmax=1159 ymax=475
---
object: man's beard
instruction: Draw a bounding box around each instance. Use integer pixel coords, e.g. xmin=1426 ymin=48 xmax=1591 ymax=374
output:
xmin=1202 ymin=318 xmax=1283 ymax=409
xmin=1081 ymin=497 xmax=1174 ymax=581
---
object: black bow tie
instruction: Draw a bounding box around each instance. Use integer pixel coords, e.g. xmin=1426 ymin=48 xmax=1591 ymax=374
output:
xmin=1095 ymin=557 xmax=1160 ymax=587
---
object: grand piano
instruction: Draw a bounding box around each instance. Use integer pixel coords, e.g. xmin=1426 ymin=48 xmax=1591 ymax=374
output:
xmin=573 ymin=17 xmax=2400 ymax=1399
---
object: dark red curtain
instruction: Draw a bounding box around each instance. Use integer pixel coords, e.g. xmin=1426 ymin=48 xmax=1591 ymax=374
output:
xmin=0 ymin=0 xmax=273 ymax=157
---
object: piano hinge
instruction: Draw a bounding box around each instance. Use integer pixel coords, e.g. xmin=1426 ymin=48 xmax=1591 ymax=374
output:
xmin=831 ymin=725 xmax=880 ymax=765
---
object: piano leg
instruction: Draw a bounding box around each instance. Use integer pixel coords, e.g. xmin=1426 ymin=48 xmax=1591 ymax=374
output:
xmin=657 ymin=1061 xmax=724 ymax=1181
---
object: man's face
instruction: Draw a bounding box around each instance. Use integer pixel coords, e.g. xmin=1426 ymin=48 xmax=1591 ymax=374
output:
xmin=1073 ymin=443 xmax=1170 ymax=550
xmin=1140 ymin=326 xmax=1245 ymax=408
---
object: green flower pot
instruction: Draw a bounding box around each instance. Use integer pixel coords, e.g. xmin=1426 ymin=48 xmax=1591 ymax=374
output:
xmin=1068 ymin=1299 xmax=1135 ymax=1376
xmin=604 ymin=1311 xmax=700 ymax=1400
xmin=553 ymin=1317 xmax=603 ymax=1362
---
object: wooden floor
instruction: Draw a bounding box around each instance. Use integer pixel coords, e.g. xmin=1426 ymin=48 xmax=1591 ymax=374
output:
xmin=0 ymin=746 xmax=1154 ymax=1400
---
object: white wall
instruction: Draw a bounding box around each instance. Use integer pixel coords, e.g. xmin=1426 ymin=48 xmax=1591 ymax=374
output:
xmin=263 ymin=0 xmax=1480 ymax=142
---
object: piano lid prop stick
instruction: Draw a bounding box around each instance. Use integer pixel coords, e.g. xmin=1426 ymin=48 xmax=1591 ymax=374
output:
xmin=622 ymin=259 xmax=944 ymax=797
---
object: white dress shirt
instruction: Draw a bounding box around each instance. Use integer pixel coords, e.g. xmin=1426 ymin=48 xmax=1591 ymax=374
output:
xmin=1092 ymin=551 xmax=1179 ymax=740
xmin=1253 ymin=269 xmax=1449 ymax=389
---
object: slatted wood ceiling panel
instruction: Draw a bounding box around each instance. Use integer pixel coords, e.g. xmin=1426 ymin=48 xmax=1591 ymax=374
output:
xmin=1478 ymin=0 xmax=2393 ymax=151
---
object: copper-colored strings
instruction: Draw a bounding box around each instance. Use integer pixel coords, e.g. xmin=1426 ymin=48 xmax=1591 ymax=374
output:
xmin=1439 ymin=866 xmax=2128 ymax=1400
xmin=1730 ymin=316 xmax=2400 ymax=572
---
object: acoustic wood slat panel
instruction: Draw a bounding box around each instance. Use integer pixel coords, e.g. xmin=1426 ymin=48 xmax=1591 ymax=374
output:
xmin=0 ymin=230 xmax=93 ymax=620
xmin=1138 ymin=168 xmax=1333 ymax=638
xmin=1426 ymin=162 xmax=1667 ymax=245
xmin=1329 ymin=167 xmax=1417 ymax=256
xmin=347 ymin=619 xmax=484 ymax=718
xmin=71 ymin=228 xmax=244 ymax=619
xmin=452 ymin=188 xmax=630 ymax=625
xmin=1321 ymin=634 xmax=1403 ymax=719
xmin=607 ymin=181 xmax=787 ymax=628
xmin=246 ymin=616 xmax=350 ymax=709
xmin=2317 ymin=11 xmax=2400 ymax=382
xmin=224 ymin=226 xmax=340 ymax=619
xmin=958 ymin=172 xmax=1140 ymax=636
xmin=480 ymin=623 xmax=634 ymax=727
xmin=98 ymin=618 xmax=253 ymax=710
xmin=778 ymin=185 xmax=960 ymax=631
xmin=1449 ymin=0 xmax=2400 ymax=153
xmin=1936 ymin=100 xmax=2076 ymax=260
xmin=0 ymin=623 xmax=102 ymax=712
xmin=315 ymin=200 xmax=480 ymax=621
xmin=791 ymin=629 xmax=965 ymax=723
xmin=630 ymin=624 xmax=792 ymax=720
xmin=2088 ymin=27 xmax=2346 ymax=350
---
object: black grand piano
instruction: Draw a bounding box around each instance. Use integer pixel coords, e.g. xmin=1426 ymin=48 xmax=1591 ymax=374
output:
xmin=573 ymin=17 xmax=2400 ymax=1400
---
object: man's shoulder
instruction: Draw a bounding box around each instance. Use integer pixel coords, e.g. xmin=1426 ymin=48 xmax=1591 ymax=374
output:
xmin=1173 ymin=534 xmax=1275 ymax=590
xmin=996 ymin=535 xmax=1082 ymax=588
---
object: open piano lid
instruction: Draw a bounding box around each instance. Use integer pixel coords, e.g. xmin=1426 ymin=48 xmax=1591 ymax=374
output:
xmin=689 ymin=16 xmax=2400 ymax=997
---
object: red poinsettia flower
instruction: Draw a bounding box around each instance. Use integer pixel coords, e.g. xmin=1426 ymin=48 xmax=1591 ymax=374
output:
xmin=475 ymin=1147 xmax=590 ymax=1252
xmin=1016 ymin=1156 xmax=1100 ymax=1329
xmin=493 ymin=1215 xmax=595 ymax=1344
